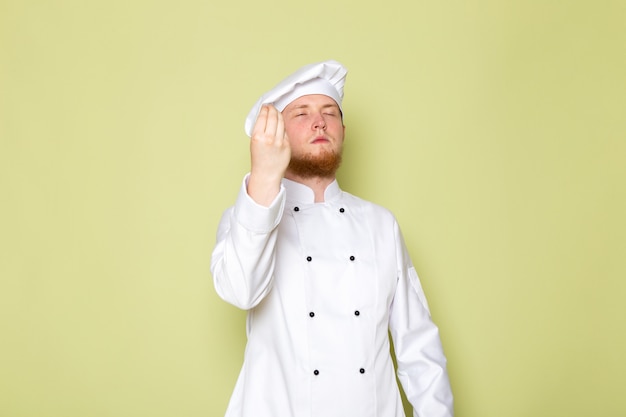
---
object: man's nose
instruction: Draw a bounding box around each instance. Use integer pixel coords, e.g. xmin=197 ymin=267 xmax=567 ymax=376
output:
xmin=312 ymin=114 xmax=327 ymax=130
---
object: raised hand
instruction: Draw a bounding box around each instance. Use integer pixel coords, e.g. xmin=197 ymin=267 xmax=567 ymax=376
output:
xmin=247 ymin=105 xmax=291 ymax=206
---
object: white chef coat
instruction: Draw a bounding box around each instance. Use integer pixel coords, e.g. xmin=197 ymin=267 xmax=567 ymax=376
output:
xmin=211 ymin=175 xmax=453 ymax=417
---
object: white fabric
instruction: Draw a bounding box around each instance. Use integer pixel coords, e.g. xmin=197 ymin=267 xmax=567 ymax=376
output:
xmin=244 ymin=60 xmax=347 ymax=137
xmin=273 ymin=78 xmax=341 ymax=113
xmin=211 ymin=175 xmax=454 ymax=417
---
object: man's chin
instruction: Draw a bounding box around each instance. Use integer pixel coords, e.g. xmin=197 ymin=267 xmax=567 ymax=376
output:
xmin=287 ymin=152 xmax=343 ymax=179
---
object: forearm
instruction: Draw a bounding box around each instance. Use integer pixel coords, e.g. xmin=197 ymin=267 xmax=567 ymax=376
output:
xmin=211 ymin=215 xmax=278 ymax=309
xmin=390 ymin=223 xmax=454 ymax=416
xmin=211 ymin=175 xmax=286 ymax=309
xmin=392 ymin=315 xmax=453 ymax=417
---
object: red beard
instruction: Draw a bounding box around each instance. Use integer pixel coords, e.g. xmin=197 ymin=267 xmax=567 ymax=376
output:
xmin=287 ymin=148 xmax=343 ymax=179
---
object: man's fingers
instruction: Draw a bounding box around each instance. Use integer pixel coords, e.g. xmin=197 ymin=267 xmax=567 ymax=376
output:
xmin=252 ymin=105 xmax=286 ymax=146
xmin=264 ymin=105 xmax=278 ymax=138
xmin=252 ymin=105 xmax=269 ymax=137
xmin=275 ymin=110 xmax=286 ymax=144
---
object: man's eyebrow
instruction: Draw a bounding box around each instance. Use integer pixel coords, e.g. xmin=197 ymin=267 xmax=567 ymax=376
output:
xmin=288 ymin=102 xmax=340 ymax=111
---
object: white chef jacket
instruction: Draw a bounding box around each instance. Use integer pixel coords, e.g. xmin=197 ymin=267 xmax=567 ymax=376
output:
xmin=211 ymin=175 xmax=453 ymax=417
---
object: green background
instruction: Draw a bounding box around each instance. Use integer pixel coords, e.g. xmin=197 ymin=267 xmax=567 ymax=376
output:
xmin=1 ymin=0 xmax=625 ymax=416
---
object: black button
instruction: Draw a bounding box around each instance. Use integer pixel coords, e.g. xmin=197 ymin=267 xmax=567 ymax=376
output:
xmin=309 ymin=312 xmax=315 ymax=317
xmin=306 ymin=256 xmax=312 ymax=262
xmin=349 ymin=256 xmax=355 ymax=261
xmin=313 ymin=370 xmax=319 ymax=375
xmin=354 ymin=310 xmax=360 ymax=316
xmin=359 ymin=368 xmax=365 ymax=374
xmin=339 ymin=208 xmax=345 ymax=213
xmin=294 ymin=206 xmax=299 ymax=211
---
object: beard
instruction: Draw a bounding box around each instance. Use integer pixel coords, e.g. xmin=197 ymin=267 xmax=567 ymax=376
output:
xmin=287 ymin=147 xmax=343 ymax=179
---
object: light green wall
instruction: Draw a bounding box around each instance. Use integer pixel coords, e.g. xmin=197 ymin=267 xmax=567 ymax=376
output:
xmin=1 ymin=1 xmax=625 ymax=416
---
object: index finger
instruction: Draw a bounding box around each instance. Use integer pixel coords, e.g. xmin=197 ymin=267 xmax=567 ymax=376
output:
xmin=252 ymin=105 xmax=270 ymax=137
xmin=263 ymin=105 xmax=280 ymax=137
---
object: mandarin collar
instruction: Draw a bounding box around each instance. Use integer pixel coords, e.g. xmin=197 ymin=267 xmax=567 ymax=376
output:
xmin=282 ymin=178 xmax=342 ymax=204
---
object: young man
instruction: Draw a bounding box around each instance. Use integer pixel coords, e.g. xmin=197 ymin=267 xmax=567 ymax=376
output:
xmin=211 ymin=60 xmax=453 ymax=417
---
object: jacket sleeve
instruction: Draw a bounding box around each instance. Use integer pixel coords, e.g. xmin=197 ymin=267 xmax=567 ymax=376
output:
xmin=388 ymin=220 xmax=454 ymax=417
xmin=210 ymin=174 xmax=286 ymax=310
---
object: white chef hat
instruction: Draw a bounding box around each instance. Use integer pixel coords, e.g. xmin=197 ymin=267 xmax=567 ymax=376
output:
xmin=244 ymin=60 xmax=348 ymax=137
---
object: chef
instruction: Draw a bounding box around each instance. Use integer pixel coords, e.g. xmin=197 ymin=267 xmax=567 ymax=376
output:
xmin=210 ymin=60 xmax=454 ymax=417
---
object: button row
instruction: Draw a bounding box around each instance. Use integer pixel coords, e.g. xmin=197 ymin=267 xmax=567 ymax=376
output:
xmin=293 ymin=207 xmax=346 ymax=213
xmin=309 ymin=311 xmax=360 ymax=317
xmin=305 ymin=256 xmax=356 ymax=262
xmin=312 ymin=368 xmax=366 ymax=376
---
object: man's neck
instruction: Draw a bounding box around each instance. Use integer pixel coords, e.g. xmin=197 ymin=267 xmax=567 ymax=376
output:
xmin=284 ymin=173 xmax=336 ymax=203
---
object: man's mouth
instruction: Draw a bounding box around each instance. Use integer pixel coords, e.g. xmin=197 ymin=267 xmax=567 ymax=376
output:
xmin=311 ymin=136 xmax=329 ymax=144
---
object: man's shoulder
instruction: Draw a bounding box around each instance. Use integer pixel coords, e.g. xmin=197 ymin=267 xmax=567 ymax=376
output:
xmin=341 ymin=191 xmax=397 ymax=221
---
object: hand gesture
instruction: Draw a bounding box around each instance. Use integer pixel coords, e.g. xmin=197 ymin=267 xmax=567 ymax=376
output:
xmin=247 ymin=105 xmax=291 ymax=206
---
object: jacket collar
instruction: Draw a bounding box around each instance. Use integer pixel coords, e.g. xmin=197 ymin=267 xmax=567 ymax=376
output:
xmin=282 ymin=178 xmax=342 ymax=204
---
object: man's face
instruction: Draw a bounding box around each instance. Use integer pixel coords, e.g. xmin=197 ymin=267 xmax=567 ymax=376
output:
xmin=281 ymin=94 xmax=345 ymax=179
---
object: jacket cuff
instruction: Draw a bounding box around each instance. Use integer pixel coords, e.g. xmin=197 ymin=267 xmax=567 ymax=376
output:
xmin=233 ymin=173 xmax=286 ymax=233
